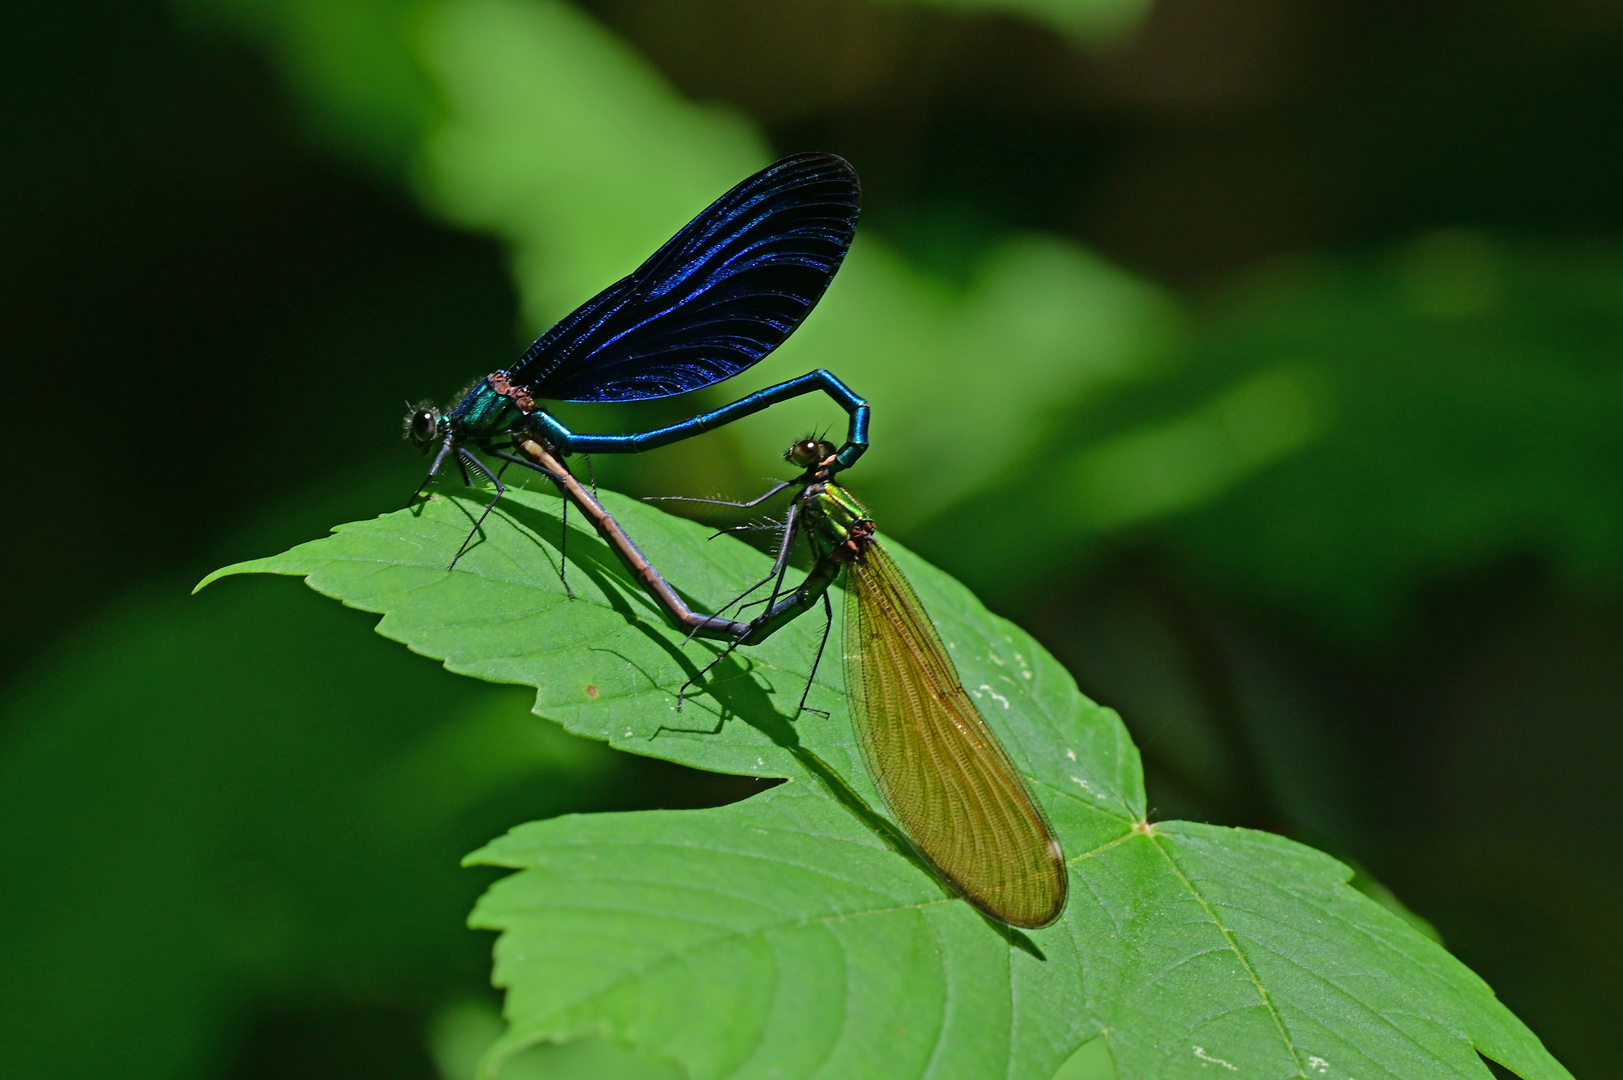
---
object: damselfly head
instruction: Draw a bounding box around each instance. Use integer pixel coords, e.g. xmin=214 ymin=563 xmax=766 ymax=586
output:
xmin=784 ymin=437 xmax=836 ymax=468
xmin=405 ymin=403 xmax=443 ymax=445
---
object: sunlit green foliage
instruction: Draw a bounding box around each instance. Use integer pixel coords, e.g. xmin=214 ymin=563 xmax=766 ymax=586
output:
xmin=2 ymin=0 xmax=1615 ymax=1075
xmin=930 ymin=232 xmax=1623 ymax=633
xmin=885 ymin=0 xmax=1151 ymax=43
xmin=204 ymin=487 xmax=1567 ymax=1080
xmin=1165 ymin=232 xmax=1623 ymax=633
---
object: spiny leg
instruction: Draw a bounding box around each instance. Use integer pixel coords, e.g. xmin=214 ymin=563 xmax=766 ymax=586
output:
xmin=792 ymin=591 xmax=834 ymax=719
xmin=757 ymin=499 xmax=804 ymax=616
xmin=716 ymin=510 xmax=801 ymax=616
xmin=710 ymin=506 xmax=798 ymax=613
xmin=646 ymin=478 xmax=795 ymax=510
xmin=488 ymin=447 xmax=576 ymax=599
xmin=676 ymin=504 xmax=808 ymax=704
xmin=487 ymin=447 xmax=566 ymax=486
xmin=409 ymin=438 xmax=457 ymax=508
xmin=708 ymin=522 xmax=786 ymax=539
xmin=559 ymin=495 xmax=570 ymax=597
xmin=679 ymin=587 xmax=832 ymax=720
xmin=449 ymin=448 xmax=506 ymax=569
xmin=643 ymin=479 xmax=802 ymax=645
xmin=677 ymin=637 xmax=739 ymax=710
xmin=692 ymin=571 xmax=777 ymax=640
xmin=682 ymin=500 xmax=802 ymax=646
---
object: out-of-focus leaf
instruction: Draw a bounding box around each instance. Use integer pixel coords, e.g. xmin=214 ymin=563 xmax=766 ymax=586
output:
xmin=173 ymin=0 xmax=437 ymax=173
xmin=0 ymin=580 xmax=606 ymax=1080
xmin=880 ymin=0 xmax=1152 ymax=44
xmin=430 ymin=999 xmax=683 ymax=1080
xmin=1158 ymin=231 xmax=1623 ymax=633
xmin=417 ymin=0 xmax=767 ymax=323
xmin=208 ymin=485 xmax=1570 ymax=1079
xmin=915 ymin=361 xmax=1331 ymax=608
xmin=930 ymin=232 xmax=1623 ymax=634
xmin=417 ymin=0 xmax=1177 ymax=524
xmin=182 ymin=0 xmax=1179 ymax=527
xmin=1048 ymin=362 xmax=1328 ymax=532
xmin=0 ymin=465 xmax=627 ymax=1080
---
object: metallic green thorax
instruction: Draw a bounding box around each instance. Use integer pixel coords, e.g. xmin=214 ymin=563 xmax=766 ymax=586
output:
xmin=803 ymin=481 xmax=869 ymax=552
xmin=736 ymin=480 xmax=872 ymax=647
xmin=443 ymin=376 xmax=530 ymax=440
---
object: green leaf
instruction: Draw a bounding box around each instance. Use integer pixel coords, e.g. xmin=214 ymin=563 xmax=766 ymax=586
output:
xmin=0 ymin=570 xmax=598 ymax=1080
xmin=206 ymin=487 xmax=1569 ymax=1079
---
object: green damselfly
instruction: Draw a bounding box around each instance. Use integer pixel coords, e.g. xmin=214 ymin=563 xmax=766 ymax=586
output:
xmin=513 ymin=436 xmax=1067 ymax=928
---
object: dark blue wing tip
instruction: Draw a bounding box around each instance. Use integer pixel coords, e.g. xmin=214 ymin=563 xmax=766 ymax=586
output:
xmin=774 ymin=151 xmax=861 ymax=218
xmin=777 ymin=150 xmax=859 ymax=185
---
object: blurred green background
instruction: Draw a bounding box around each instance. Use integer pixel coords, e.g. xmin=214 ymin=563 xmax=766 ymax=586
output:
xmin=3 ymin=0 xmax=1620 ymax=1075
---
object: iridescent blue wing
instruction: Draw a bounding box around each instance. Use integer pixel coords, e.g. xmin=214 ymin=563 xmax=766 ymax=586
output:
xmin=511 ymin=153 xmax=860 ymax=403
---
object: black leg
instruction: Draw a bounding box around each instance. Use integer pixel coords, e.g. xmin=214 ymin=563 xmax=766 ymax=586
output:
xmin=690 ymin=569 xmax=777 ymax=641
xmin=486 ymin=448 xmax=566 ymax=484
xmin=646 ymin=479 xmax=795 ymax=510
xmin=759 ymin=500 xmax=803 ymax=614
xmin=409 ymin=438 xmax=456 ymax=508
xmin=794 ymin=592 xmax=834 ymax=719
xmin=449 ymin=448 xmax=505 ymax=570
xmin=648 ymin=476 xmax=801 ymax=638
xmin=681 ymin=500 xmax=802 ymax=646
xmin=708 ymin=523 xmax=787 ymax=539
xmin=680 ymin=587 xmax=832 ymax=719
xmin=559 ymin=495 xmax=571 ymax=598
xmin=677 ymin=504 xmax=815 ymax=706
xmin=671 ymin=500 xmax=805 ymax=685
xmin=677 ymin=639 xmax=743 ymax=710
xmin=486 ymin=448 xmax=575 ymax=599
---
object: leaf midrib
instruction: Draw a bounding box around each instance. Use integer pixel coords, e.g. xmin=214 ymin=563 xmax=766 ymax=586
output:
xmin=1166 ymin=835 xmax=1482 ymax=1079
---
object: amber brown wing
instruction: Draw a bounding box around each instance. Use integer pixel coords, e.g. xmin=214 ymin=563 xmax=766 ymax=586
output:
xmin=842 ymin=543 xmax=1067 ymax=928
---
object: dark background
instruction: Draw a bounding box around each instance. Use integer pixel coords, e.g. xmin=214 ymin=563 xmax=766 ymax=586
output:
xmin=3 ymin=0 xmax=1619 ymax=1076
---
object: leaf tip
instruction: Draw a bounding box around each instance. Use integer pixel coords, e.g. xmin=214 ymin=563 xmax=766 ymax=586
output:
xmin=192 ymin=567 xmax=232 ymax=594
xmin=193 ymin=557 xmax=299 ymax=594
xmin=461 ymin=843 xmax=500 ymax=869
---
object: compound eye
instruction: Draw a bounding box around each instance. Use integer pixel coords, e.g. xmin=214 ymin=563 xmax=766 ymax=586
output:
xmin=782 ymin=438 xmax=824 ymax=467
xmin=410 ymin=409 xmax=439 ymax=443
xmin=785 ymin=438 xmax=837 ymax=467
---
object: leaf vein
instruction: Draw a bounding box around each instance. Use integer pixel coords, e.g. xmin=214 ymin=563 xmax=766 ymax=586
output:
xmin=1150 ymin=831 xmax=1310 ymax=1078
